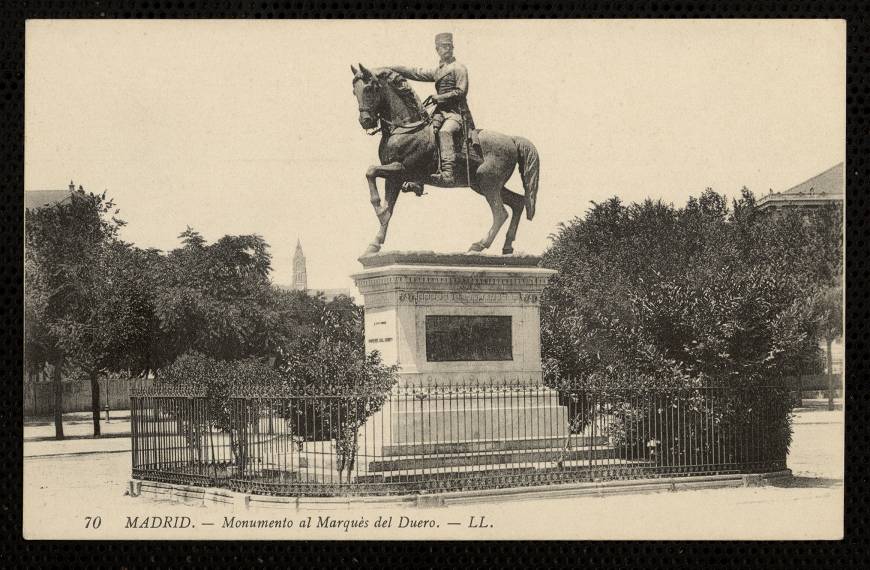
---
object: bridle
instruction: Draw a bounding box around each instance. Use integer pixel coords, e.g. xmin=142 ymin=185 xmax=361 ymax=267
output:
xmin=355 ymin=77 xmax=430 ymax=136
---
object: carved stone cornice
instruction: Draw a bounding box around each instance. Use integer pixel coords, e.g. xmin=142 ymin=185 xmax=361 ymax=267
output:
xmin=361 ymin=290 xmax=544 ymax=309
xmin=352 ymin=264 xmax=556 ymax=300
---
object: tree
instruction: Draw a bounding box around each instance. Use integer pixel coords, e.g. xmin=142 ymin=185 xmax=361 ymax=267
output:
xmin=146 ymin=228 xmax=293 ymax=371
xmin=811 ymin=285 xmax=844 ymax=410
xmin=734 ymin=198 xmax=844 ymax=407
xmin=542 ymin=190 xmax=840 ymax=390
xmin=56 ymin=240 xmax=156 ymax=435
xmin=270 ymin=291 xmax=397 ymax=481
xmin=800 ymin=206 xmax=844 ymax=410
xmin=540 ymin=189 xmax=838 ymax=460
xmin=158 ymin=289 xmax=396 ymax=477
xmin=156 ymin=352 xmax=285 ymax=473
xmin=157 ymin=294 xmax=397 ymax=483
xmin=24 ymin=250 xmax=64 ymax=437
xmin=25 ymin=189 xmax=143 ymax=438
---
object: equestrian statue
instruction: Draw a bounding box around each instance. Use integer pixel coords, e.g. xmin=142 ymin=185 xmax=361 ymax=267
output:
xmin=352 ymin=32 xmax=540 ymax=255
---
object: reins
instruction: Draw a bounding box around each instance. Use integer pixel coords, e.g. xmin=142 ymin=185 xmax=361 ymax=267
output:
xmin=365 ymin=115 xmax=430 ymax=137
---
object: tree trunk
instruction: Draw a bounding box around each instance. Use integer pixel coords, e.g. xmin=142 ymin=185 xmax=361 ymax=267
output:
xmin=90 ymin=369 xmax=102 ymax=436
xmin=52 ymin=356 xmax=65 ymax=440
xmin=795 ymin=374 xmax=803 ymax=408
xmin=826 ymin=338 xmax=835 ymax=411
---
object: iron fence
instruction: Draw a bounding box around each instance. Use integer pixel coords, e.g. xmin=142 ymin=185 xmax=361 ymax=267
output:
xmin=130 ymin=382 xmax=790 ymax=496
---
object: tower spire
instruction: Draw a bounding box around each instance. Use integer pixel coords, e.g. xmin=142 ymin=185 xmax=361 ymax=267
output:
xmin=292 ymin=238 xmax=307 ymax=291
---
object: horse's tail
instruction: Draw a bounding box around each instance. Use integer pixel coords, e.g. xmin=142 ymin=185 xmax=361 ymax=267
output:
xmin=513 ymin=136 xmax=540 ymax=220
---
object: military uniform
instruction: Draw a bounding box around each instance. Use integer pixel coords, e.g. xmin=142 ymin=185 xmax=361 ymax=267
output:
xmin=391 ymin=32 xmax=474 ymax=185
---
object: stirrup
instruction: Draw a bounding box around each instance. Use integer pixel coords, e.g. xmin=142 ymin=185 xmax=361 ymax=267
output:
xmin=430 ymin=171 xmax=456 ymax=185
xmin=431 ymin=161 xmax=456 ymax=184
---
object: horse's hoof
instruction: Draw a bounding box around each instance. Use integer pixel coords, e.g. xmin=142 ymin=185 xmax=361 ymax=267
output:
xmin=502 ymin=247 xmax=514 ymax=255
xmin=468 ymin=242 xmax=485 ymax=253
xmin=363 ymin=243 xmax=381 ymax=256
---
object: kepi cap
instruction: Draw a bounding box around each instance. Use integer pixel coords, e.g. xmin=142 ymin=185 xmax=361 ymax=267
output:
xmin=434 ymin=32 xmax=453 ymax=45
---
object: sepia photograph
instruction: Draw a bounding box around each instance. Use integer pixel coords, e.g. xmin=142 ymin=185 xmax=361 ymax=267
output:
xmin=23 ymin=19 xmax=845 ymax=540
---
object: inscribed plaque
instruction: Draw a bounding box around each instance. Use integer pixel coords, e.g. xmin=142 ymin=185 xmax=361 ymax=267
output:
xmin=425 ymin=315 xmax=513 ymax=361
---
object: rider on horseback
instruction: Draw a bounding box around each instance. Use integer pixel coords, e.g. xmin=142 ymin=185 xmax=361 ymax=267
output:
xmin=389 ymin=32 xmax=475 ymax=186
xmin=352 ymin=49 xmax=540 ymax=255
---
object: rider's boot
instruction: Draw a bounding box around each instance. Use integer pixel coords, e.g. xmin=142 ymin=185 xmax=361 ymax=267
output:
xmin=430 ymin=133 xmax=457 ymax=186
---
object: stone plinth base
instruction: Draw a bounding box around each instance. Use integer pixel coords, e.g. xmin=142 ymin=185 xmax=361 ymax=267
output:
xmin=371 ymin=387 xmax=569 ymax=448
xmin=353 ymin=386 xmax=578 ymax=480
xmin=351 ymin=251 xmax=565 ymax=479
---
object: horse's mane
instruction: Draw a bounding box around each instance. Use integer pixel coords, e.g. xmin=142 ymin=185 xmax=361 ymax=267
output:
xmin=375 ymin=68 xmax=425 ymax=117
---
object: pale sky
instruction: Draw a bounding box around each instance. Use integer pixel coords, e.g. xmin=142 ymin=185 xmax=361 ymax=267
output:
xmin=25 ymin=20 xmax=845 ymax=295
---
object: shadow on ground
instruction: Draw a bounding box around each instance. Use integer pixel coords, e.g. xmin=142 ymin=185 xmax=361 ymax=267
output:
xmin=25 ymin=415 xmax=131 ymax=427
xmin=769 ymin=476 xmax=842 ymax=489
xmin=794 ymin=400 xmax=843 ymax=411
xmin=24 ymin=432 xmax=131 ymax=443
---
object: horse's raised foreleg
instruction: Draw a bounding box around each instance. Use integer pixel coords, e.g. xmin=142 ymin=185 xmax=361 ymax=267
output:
xmin=364 ymin=162 xmax=404 ymax=254
xmin=366 ymin=162 xmax=404 ymax=212
xmin=500 ymin=187 xmax=525 ymax=255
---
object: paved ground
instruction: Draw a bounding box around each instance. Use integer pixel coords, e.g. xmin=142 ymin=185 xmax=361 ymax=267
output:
xmin=22 ymin=400 xmax=844 ymax=540
xmin=24 ymin=411 xmax=132 ymax=458
xmin=25 ymin=410 xmax=131 ymax=442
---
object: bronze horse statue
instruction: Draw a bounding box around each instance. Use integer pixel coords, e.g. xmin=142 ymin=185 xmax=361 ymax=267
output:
xmin=351 ymin=63 xmax=540 ymax=255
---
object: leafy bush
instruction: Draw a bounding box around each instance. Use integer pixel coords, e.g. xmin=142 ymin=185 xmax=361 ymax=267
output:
xmin=156 ymin=352 xmax=285 ymax=470
xmin=541 ymin=189 xmax=840 ymax=465
xmin=156 ymin=293 xmax=398 ymax=479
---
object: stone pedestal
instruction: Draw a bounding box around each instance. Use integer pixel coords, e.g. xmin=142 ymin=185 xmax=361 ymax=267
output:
xmin=351 ymin=251 xmax=556 ymax=387
xmin=350 ymin=251 xmax=571 ymax=480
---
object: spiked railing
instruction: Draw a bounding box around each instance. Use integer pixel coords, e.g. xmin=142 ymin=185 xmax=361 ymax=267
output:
xmin=130 ymin=381 xmax=790 ymax=496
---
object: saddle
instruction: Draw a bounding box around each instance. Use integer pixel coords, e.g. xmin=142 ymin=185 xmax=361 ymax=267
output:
xmin=463 ymin=128 xmax=484 ymax=170
xmin=403 ymin=125 xmax=484 ymax=193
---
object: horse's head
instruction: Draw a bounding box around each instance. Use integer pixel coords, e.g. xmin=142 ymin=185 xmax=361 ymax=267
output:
xmin=352 ymin=63 xmax=425 ymax=132
xmin=351 ymin=63 xmax=383 ymax=131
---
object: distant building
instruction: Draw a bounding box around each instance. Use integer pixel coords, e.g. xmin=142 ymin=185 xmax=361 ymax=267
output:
xmin=278 ymin=239 xmax=351 ymax=302
xmin=24 ymin=181 xmax=77 ymax=210
xmin=291 ymin=238 xmax=308 ymax=291
xmin=756 ymin=162 xmax=844 ymax=214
